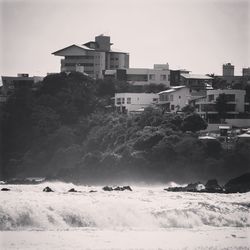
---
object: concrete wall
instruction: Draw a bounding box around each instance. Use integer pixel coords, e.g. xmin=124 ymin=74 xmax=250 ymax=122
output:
xmin=126 ymin=67 xmax=170 ymax=87
xmin=115 ymin=93 xmax=158 ymax=112
xmin=207 ymin=89 xmax=246 ymax=112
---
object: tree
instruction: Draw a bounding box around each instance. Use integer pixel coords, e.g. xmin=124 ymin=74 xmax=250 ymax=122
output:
xmin=215 ymin=93 xmax=227 ymax=121
xmin=181 ymin=104 xmax=195 ymax=114
xmin=181 ymin=113 xmax=207 ymax=132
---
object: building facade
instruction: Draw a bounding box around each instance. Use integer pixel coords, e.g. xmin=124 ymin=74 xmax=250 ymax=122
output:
xmin=104 ymin=64 xmax=170 ymax=87
xmin=114 ymin=93 xmax=159 ymax=113
xmin=158 ymin=86 xmax=191 ymax=112
xmin=1 ymin=74 xmax=43 ymax=96
xmin=170 ymin=69 xmax=190 ymax=86
xmin=223 ymin=63 xmax=234 ymax=76
xmin=52 ymin=35 xmax=129 ymax=79
xmin=180 ymin=73 xmax=213 ymax=98
xmin=195 ymin=89 xmax=249 ymax=123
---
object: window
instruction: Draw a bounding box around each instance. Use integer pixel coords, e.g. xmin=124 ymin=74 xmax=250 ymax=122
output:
xmin=117 ymin=98 xmax=121 ymax=105
xmin=160 ymin=75 xmax=167 ymax=81
xmin=208 ymin=95 xmax=214 ymax=102
xmin=179 ymin=96 xmax=181 ymax=99
xmin=127 ymin=97 xmax=131 ymax=104
xmin=149 ymin=74 xmax=155 ymax=80
xmin=171 ymin=105 xmax=175 ymax=110
xmin=226 ymin=94 xmax=235 ymax=102
xmin=122 ymin=98 xmax=125 ymax=104
xmin=153 ymin=98 xmax=158 ymax=102
xmin=170 ymin=95 xmax=173 ymax=101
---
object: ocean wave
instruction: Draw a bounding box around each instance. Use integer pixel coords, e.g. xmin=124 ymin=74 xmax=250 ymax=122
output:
xmin=0 ymin=186 xmax=249 ymax=230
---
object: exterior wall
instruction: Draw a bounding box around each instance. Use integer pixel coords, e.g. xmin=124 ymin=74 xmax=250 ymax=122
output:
xmin=112 ymin=65 xmax=170 ymax=87
xmin=195 ymin=89 xmax=247 ymax=122
xmin=61 ymin=50 xmax=106 ymax=79
xmin=223 ymin=63 xmax=234 ymax=76
xmin=108 ymin=52 xmax=129 ymax=70
xmin=114 ymin=93 xmax=159 ymax=112
xmin=95 ymin=35 xmax=111 ymax=51
xmin=158 ymin=87 xmax=191 ymax=112
xmin=243 ymin=68 xmax=250 ymax=76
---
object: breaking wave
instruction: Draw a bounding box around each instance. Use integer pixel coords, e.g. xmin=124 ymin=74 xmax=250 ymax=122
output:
xmin=0 ymin=183 xmax=249 ymax=230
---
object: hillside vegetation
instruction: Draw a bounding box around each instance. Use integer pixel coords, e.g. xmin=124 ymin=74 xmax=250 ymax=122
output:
xmin=1 ymin=72 xmax=249 ymax=184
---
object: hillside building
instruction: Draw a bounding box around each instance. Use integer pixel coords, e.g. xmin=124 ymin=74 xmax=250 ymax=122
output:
xmin=158 ymin=86 xmax=191 ymax=112
xmin=114 ymin=93 xmax=158 ymax=113
xmin=52 ymin=35 xmax=129 ymax=79
xmin=195 ymin=89 xmax=249 ymax=123
xmin=104 ymin=64 xmax=170 ymax=87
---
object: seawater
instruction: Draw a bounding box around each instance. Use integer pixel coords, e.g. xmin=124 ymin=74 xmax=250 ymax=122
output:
xmin=0 ymin=182 xmax=249 ymax=231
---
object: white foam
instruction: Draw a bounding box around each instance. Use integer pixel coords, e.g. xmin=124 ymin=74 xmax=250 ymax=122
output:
xmin=0 ymin=183 xmax=249 ymax=230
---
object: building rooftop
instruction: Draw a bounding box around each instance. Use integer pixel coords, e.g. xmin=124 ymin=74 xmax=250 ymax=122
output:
xmin=181 ymin=73 xmax=213 ymax=79
xmin=158 ymin=86 xmax=186 ymax=94
xmin=52 ymin=44 xmax=95 ymax=55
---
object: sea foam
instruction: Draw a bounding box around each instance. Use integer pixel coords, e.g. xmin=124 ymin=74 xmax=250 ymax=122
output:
xmin=0 ymin=183 xmax=249 ymax=231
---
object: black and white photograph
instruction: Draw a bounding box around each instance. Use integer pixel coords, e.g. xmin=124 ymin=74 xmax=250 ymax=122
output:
xmin=0 ymin=0 xmax=250 ymax=249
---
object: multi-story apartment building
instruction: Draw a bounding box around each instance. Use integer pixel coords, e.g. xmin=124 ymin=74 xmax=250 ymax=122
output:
xmin=114 ymin=93 xmax=159 ymax=113
xmin=195 ymin=89 xmax=249 ymax=122
xmin=104 ymin=64 xmax=170 ymax=87
xmin=52 ymin=35 xmax=129 ymax=79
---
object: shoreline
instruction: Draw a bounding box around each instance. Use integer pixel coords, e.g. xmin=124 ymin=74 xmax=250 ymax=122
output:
xmin=1 ymin=227 xmax=249 ymax=250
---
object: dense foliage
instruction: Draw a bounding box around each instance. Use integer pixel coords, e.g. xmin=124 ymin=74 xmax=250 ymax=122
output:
xmin=1 ymin=72 xmax=249 ymax=183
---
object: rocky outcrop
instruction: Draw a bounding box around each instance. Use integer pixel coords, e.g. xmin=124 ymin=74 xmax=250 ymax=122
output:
xmin=165 ymin=183 xmax=205 ymax=192
xmin=225 ymin=173 xmax=250 ymax=193
xmin=103 ymin=186 xmax=113 ymax=191
xmin=43 ymin=186 xmax=54 ymax=192
xmin=205 ymin=179 xmax=223 ymax=193
xmin=68 ymin=188 xmax=77 ymax=192
xmin=103 ymin=186 xmax=133 ymax=191
xmin=1 ymin=188 xmax=10 ymax=191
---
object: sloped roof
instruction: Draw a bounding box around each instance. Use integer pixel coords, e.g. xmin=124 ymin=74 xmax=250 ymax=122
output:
xmin=181 ymin=73 xmax=213 ymax=79
xmin=158 ymin=86 xmax=186 ymax=94
xmin=52 ymin=44 xmax=94 ymax=55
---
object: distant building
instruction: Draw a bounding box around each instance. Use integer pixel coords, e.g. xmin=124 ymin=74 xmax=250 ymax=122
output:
xmin=242 ymin=67 xmax=250 ymax=76
xmin=170 ymin=69 xmax=190 ymax=86
xmin=180 ymin=73 xmax=213 ymax=98
xmin=114 ymin=93 xmax=158 ymax=113
xmin=104 ymin=64 xmax=170 ymax=87
xmin=223 ymin=63 xmax=234 ymax=77
xmin=52 ymin=34 xmax=129 ymax=79
xmin=158 ymin=86 xmax=191 ymax=112
xmin=1 ymin=74 xmax=44 ymax=96
xmin=195 ymin=89 xmax=249 ymax=123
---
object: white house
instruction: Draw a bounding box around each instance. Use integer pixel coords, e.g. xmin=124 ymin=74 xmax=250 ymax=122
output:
xmin=158 ymin=86 xmax=191 ymax=112
xmin=114 ymin=93 xmax=159 ymax=113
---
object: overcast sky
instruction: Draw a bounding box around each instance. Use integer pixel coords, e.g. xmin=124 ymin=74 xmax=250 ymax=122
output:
xmin=0 ymin=0 xmax=249 ymax=76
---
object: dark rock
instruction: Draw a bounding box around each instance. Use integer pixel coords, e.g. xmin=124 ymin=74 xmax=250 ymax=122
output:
xmin=114 ymin=186 xmax=123 ymax=191
xmin=123 ymin=186 xmax=132 ymax=191
xmin=89 ymin=190 xmax=97 ymax=193
xmin=205 ymin=179 xmax=223 ymax=193
xmin=225 ymin=173 xmax=250 ymax=193
xmin=165 ymin=186 xmax=185 ymax=192
xmin=185 ymin=182 xmax=205 ymax=192
xmin=103 ymin=186 xmax=113 ymax=191
xmin=1 ymin=188 xmax=10 ymax=191
xmin=68 ymin=188 xmax=77 ymax=192
xmin=43 ymin=186 xmax=54 ymax=192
